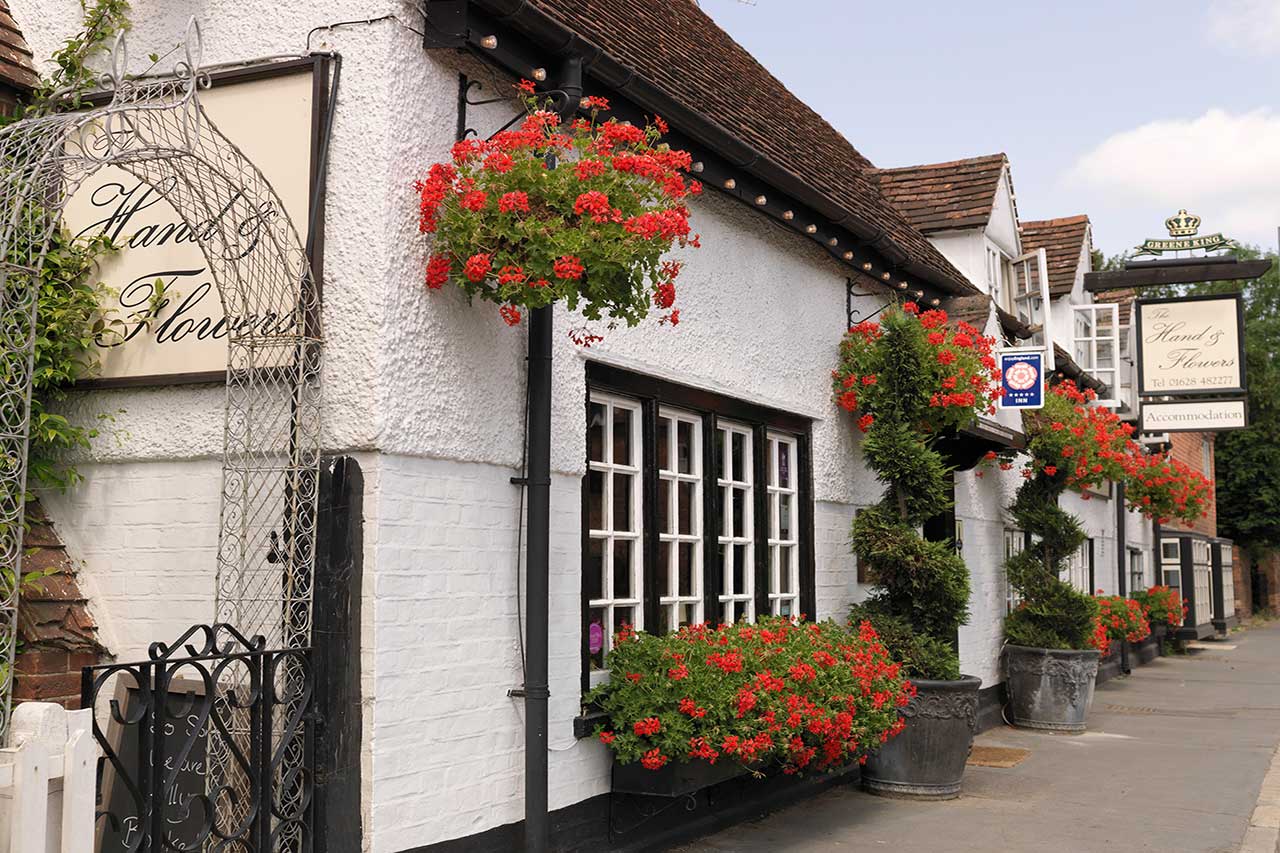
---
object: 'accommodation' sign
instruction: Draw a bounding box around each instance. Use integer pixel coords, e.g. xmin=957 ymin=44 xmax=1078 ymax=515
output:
xmin=63 ymin=62 xmax=318 ymax=386
xmin=1135 ymin=293 xmax=1245 ymax=397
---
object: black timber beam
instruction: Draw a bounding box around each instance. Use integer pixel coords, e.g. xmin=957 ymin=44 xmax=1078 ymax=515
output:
xmin=1085 ymin=258 xmax=1272 ymax=291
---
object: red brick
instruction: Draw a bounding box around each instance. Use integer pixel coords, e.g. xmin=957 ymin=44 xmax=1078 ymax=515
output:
xmin=15 ymin=649 xmax=68 ymax=674
xmin=14 ymin=670 xmax=81 ymax=701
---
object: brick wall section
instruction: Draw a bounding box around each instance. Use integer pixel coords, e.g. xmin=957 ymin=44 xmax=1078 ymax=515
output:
xmin=13 ymin=502 xmax=107 ymax=708
xmin=1167 ymin=432 xmax=1217 ymax=537
xmin=1234 ymin=546 xmax=1255 ymax=616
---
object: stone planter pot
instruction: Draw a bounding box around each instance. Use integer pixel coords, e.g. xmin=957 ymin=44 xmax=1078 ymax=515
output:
xmin=1005 ymin=645 xmax=1100 ymax=734
xmin=612 ymin=756 xmax=747 ymax=798
xmin=861 ymin=675 xmax=981 ymax=800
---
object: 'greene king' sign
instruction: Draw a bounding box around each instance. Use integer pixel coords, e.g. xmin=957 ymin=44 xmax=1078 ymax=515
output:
xmin=1135 ymin=293 xmax=1245 ymax=397
xmin=63 ymin=63 xmax=317 ymax=386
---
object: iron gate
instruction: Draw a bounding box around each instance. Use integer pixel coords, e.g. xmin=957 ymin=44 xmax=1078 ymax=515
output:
xmin=81 ymin=623 xmax=313 ymax=851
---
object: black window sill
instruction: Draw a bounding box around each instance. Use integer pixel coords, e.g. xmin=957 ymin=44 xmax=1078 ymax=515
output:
xmin=573 ymin=709 xmax=608 ymax=740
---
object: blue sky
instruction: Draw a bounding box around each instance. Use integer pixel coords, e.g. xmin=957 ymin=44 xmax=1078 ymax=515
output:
xmin=699 ymin=0 xmax=1280 ymax=257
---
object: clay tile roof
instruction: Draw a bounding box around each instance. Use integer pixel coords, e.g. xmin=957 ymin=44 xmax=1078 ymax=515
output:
xmin=942 ymin=294 xmax=993 ymax=330
xmin=503 ymin=0 xmax=975 ymax=295
xmin=1019 ymin=215 xmax=1091 ymax=296
xmin=871 ymin=154 xmax=1008 ymax=234
xmin=0 ymin=1 xmax=37 ymax=93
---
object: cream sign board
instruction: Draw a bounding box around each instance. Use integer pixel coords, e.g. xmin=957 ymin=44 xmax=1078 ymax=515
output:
xmin=63 ymin=61 xmax=320 ymax=385
xmin=1135 ymin=293 xmax=1245 ymax=397
xmin=1141 ymin=399 xmax=1247 ymax=433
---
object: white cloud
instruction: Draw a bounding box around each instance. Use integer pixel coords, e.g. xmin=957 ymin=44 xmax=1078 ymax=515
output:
xmin=1065 ymin=108 xmax=1280 ymax=251
xmin=1207 ymin=0 xmax=1280 ymax=56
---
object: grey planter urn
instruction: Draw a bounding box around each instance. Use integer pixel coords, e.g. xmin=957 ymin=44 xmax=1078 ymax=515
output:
xmin=1004 ymin=645 xmax=1100 ymax=734
xmin=861 ymin=675 xmax=982 ymax=800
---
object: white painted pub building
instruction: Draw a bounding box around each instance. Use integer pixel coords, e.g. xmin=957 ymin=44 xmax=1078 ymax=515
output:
xmin=9 ymin=1 xmax=1197 ymax=850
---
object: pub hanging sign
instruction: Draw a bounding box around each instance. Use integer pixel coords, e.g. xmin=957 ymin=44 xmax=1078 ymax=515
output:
xmin=1135 ymin=292 xmax=1245 ymax=397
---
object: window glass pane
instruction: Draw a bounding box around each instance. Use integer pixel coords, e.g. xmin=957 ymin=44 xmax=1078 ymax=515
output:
xmin=720 ymin=486 xmax=731 ymax=536
xmin=614 ymin=540 xmax=632 ymax=598
xmin=613 ymin=607 xmax=634 ymax=636
xmin=779 ymin=598 xmax=793 ymax=617
xmin=586 ymin=537 xmax=604 ymax=601
xmin=679 ymin=602 xmax=697 ymax=628
xmin=613 ymin=473 xmax=633 ymax=531
xmin=588 ymin=403 xmax=607 ymax=463
xmin=613 ymin=406 xmax=633 ymax=466
xmin=780 ymin=494 xmax=792 ymax=539
xmin=657 ymin=416 xmax=670 ymax=472
xmin=767 ymin=439 xmax=777 ymax=488
xmin=588 ymin=470 xmax=605 ymax=530
xmin=679 ymin=542 xmax=695 ymax=596
xmin=733 ymin=489 xmax=746 ymax=537
xmin=677 ymin=420 xmax=694 ymax=474
xmin=714 ymin=428 xmax=724 ymax=479
xmin=658 ymin=541 xmax=672 ymax=595
xmin=779 ymin=547 xmax=793 ymax=593
xmin=733 ymin=601 xmax=751 ymax=623
xmin=733 ymin=544 xmax=748 ymax=592
xmin=1097 ymin=340 xmax=1114 ymax=369
xmin=779 ymin=441 xmax=791 ymax=488
xmin=588 ymin=608 xmax=606 ymax=670
xmin=678 ymin=481 xmax=696 ymax=535
xmin=731 ymin=431 xmax=745 ymax=481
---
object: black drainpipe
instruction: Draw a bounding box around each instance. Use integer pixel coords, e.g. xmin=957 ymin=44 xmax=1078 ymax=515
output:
xmin=523 ymin=55 xmax=582 ymax=853
xmin=1116 ymin=481 xmax=1130 ymax=675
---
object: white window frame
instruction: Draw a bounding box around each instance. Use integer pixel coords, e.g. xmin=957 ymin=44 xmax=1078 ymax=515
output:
xmin=1011 ymin=248 xmax=1055 ymax=369
xmin=586 ymin=392 xmax=644 ymax=684
xmin=1128 ymin=547 xmax=1147 ymax=594
xmin=1072 ymin=302 xmax=1120 ymax=407
xmin=1004 ymin=528 xmax=1025 ymax=614
xmin=658 ymin=407 xmax=704 ymax=632
xmin=1160 ymin=539 xmax=1182 ymax=590
xmin=1062 ymin=537 xmax=1091 ymax=594
xmin=766 ymin=432 xmax=800 ymax=618
xmin=717 ymin=421 xmax=755 ymax=623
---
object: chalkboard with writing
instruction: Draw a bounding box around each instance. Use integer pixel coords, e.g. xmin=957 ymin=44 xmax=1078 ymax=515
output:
xmin=98 ymin=676 xmax=211 ymax=852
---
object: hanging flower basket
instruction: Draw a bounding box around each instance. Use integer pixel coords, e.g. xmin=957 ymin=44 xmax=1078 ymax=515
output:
xmin=415 ymin=83 xmax=700 ymax=341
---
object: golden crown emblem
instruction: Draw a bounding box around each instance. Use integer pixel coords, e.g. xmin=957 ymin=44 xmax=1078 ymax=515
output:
xmin=1165 ymin=209 xmax=1201 ymax=237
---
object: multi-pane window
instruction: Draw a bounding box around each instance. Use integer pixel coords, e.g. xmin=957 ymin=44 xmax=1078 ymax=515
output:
xmin=586 ymin=395 xmax=644 ymax=680
xmin=1010 ymin=249 xmax=1051 ymax=352
xmin=657 ymin=408 xmax=703 ymax=633
xmin=1160 ymin=540 xmax=1182 ymax=590
xmin=1072 ymin=303 xmax=1119 ymax=404
xmin=582 ymin=366 xmax=814 ymax=683
xmin=1004 ymin=528 xmax=1025 ymax=614
xmin=1191 ymin=539 xmax=1212 ymax=626
xmin=1129 ymin=547 xmax=1147 ymax=593
xmin=767 ymin=433 xmax=799 ymax=617
xmin=1062 ymin=538 xmax=1091 ymax=594
xmin=717 ymin=422 xmax=755 ymax=624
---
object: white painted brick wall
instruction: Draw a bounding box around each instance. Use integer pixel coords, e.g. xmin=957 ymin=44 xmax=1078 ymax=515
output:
xmin=36 ymin=459 xmax=223 ymax=661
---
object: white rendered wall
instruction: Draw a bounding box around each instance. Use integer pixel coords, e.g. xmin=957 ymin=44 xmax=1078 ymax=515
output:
xmin=13 ymin=5 xmax=1024 ymax=849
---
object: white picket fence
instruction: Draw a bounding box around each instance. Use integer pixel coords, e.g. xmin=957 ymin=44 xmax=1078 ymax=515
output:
xmin=0 ymin=702 xmax=98 ymax=853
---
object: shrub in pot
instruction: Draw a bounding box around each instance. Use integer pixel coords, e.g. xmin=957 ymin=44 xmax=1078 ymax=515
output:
xmin=999 ymin=382 xmax=1209 ymax=731
xmin=833 ymin=303 xmax=1000 ymax=799
xmin=587 ymin=618 xmax=913 ymax=796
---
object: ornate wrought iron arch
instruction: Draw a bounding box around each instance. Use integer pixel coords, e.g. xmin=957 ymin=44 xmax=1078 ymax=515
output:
xmin=0 ymin=22 xmax=322 ymax=737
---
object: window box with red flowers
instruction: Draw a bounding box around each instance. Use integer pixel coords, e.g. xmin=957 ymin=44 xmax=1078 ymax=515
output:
xmin=832 ymin=303 xmax=1000 ymax=799
xmin=414 ymin=84 xmax=699 ymax=341
xmin=587 ymin=618 xmax=913 ymax=797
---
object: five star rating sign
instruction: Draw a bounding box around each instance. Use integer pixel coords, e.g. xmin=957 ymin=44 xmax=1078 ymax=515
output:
xmin=998 ymin=351 xmax=1044 ymax=410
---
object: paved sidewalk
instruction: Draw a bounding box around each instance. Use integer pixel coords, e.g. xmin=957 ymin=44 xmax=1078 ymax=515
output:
xmin=676 ymin=620 xmax=1280 ymax=853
